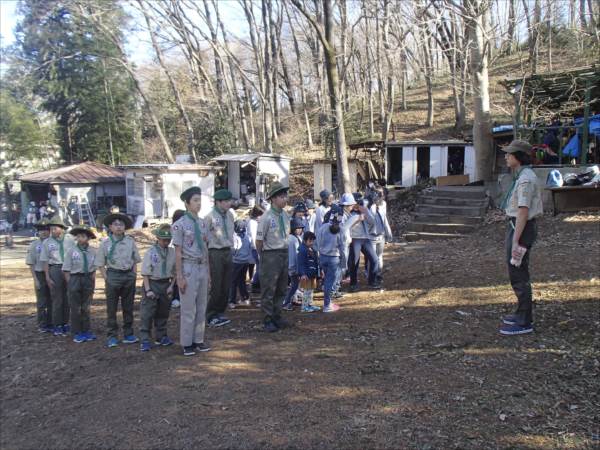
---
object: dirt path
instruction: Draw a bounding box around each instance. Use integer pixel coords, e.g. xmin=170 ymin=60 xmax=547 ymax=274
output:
xmin=1 ymin=213 xmax=598 ymax=449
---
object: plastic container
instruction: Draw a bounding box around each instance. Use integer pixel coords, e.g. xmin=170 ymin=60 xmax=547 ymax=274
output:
xmin=510 ymin=245 xmax=527 ymax=267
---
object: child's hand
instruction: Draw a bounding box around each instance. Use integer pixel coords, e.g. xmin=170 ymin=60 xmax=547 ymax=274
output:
xmin=146 ymin=290 xmax=155 ymax=299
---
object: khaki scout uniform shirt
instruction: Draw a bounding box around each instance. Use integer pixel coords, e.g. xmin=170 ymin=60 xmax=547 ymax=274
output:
xmin=205 ymin=208 xmax=235 ymax=249
xmin=141 ymin=245 xmax=176 ymax=280
xmin=172 ymin=214 xmax=208 ymax=261
xmin=39 ymin=235 xmax=74 ymax=266
xmin=256 ymin=207 xmax=290 ymax=250
xmin=96 ymin=234 xmax=141 ymax=270
xmin=26 ymin=238 xmax=46 ymax=272
xmin=505 ymin=167 xmax=543 ymax=220
xmin=63 ymin=245 xmax=97 ymax=274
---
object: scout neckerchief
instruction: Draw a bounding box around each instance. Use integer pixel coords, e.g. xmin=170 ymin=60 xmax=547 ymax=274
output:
xmin=213 ymin=206 xmax=228 ymax=236
xmin=271 ymin=206 xmax=286 ymax=238
xmin=185 ymin=211 xmax=202 ymax=251
xmin=77 ymin=244 xmax=89 ymax=273
xmin=108 ymin=234 xmax=124 ymax=264
xmin=53 ymin=235 xmax=65 ymax=261
xmin=154 ymin=243 xmax=168 ymax=277
xmin=500 ymin=166 xmax=526 ymax=211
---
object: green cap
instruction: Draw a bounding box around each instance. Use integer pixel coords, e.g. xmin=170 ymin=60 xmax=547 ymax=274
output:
xmin=152 ymin=223 xmax=172 ymax=239
xmin=69 ymin=225 xmax=97 ymax=239
xmin=48 ymin=215 xmax=66 ymax=229
xmin=214 ymin=189 xmax=233 ymax=201
xmin=267 ymin=182 xmax=289 ymax=200
xmin=502 ymin=140 xmax=532 ymax=154
xmin=180 ymin=186 xmax=202 ymax=202
xmin=34 ymin=218 xmax=51 ymax=229
xmin=103 ymin=212 xmax=133 ymax=229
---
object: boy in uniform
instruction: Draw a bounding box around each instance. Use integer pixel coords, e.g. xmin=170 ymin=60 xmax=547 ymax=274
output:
xmin=256 ymin=182 xmax=291 ymax=332
xmin=139 ymin=224 xmax=176 ymax=351
xmin=26 ymin=218 xmax=52 ymax=332
xmin=96 ymin=212 xmax=141 ymax=347
xmin=40 ymin=215 xmax=73 ymax=336
xmin=205 ymin=189 xmax=235 ymax=327
xmin=172 ymin=186 xmax=211 ymax=356
xmin=63 ymin=225 xmax=97 ymax=343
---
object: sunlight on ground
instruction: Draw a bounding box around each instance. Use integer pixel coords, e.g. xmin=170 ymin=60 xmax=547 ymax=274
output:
xmin=562 ymin=214 xmax=600 ymax=223
xmin=501 ymin=433 xmax=592 ymax=449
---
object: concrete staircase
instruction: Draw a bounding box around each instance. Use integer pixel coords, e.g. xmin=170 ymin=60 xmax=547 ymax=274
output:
xmin=404 ymin=186 xmax=488 ymax=241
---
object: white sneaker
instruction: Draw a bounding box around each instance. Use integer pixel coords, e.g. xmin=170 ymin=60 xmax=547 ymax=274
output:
xmin=171 ymin=299 xmax=180 ymax=308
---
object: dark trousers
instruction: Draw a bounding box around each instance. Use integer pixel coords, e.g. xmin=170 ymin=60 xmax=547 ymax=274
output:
xmin=49 ymin=265 xmax=69 ymax=326
xmin=140 ymin=279 xmax=171 ymax=342
xmin=283 ymin=274 xmax=300 ymax=306
xmin=229 ymin=263 xmax=249 ymax=303
xmin=34 ymin=271 xmax=52 ymax=328
xmin=349 ymin=239 xmax=379 ymax=286
xmin=259 ymin=250 xmax=288 ymax=322
xmin=68 ymin=273 xmax=94 ymax=334
xmin=105 ymin=269 xmax=136 ymax=337
xmin=207 ymin=248 xmax=233 ymax=320
xmin=506 ymin=219 xmax=537 ymax=326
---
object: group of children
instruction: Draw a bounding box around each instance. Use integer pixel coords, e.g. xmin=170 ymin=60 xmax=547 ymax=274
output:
xmin=26 ymin=181 xmax=393 ymax=351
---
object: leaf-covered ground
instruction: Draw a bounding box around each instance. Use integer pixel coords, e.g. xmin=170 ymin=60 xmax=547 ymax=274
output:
xmin=0 ymin=212 xmax=598 ymax=449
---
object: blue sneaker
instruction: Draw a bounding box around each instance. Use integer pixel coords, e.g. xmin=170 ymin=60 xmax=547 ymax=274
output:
xmin=140 ymin=340 xmax=152 ymax=352
xmin=502 ymin=315 xmax=534 ymax=326
xmin=73 ymin=333 xmax=86 ymax=343
xmin=84 ymin=331 xmax=97 ymax=341
xmin=53 ymin=326 xmax=65 ymax=336
xmin=106 ymin=337 xmax=119 ymax=348
xmin=500 ymin=324 xmax=534 ymax=335
xmin=122 ymin=335 xmax=139 ymax=344
xmin=62 ymin=324 xmax=70 ymax=334
xmin=155 ymin=336 xmax=173 ymax=346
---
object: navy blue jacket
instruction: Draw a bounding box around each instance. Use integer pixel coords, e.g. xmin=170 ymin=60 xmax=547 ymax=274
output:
xmin=297 ymin=243 xmax=320 ymax=279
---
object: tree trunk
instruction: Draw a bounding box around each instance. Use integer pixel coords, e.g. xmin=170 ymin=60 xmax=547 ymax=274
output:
xmin=262 ymin=0 xmax=274 ymax=152
xmin=506 ymin=0 xmax=516 ymax=54
xmin=464 ymin=0 xmax=493 ymax=182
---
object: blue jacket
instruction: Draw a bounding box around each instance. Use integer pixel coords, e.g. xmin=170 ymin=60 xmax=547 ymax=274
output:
xmin=297 ymin=243 xmax=320 ymax=279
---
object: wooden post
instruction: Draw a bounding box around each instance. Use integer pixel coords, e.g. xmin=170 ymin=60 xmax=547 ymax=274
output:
xmin=513 ymin=92 xmax=521 ymax=140
xmin=581 ymin=80 xmax=591 ymax=165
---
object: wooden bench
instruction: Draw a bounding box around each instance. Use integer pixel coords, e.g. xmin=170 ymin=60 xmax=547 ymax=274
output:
xmin=547 ymin=185 xmax=600 ymax=215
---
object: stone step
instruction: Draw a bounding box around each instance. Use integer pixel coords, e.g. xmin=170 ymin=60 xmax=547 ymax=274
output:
xmin=418 ymin=196 xmax=488 ymax=207
xmin=430 ymin=186 xmax=487 ymax=199
xmin=406 ymin=222 xmax=477 ymax=234
xmin=415 ymin=203 xmax=487 ymax=216
xmin=411 ymin=212 xmax=483 ymax=225
xmin=404 ymin=231 xmax=468 ymax=242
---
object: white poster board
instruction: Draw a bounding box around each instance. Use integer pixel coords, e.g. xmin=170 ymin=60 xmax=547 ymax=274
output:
xmin=401 ymin=146 xmax=416 ymax=187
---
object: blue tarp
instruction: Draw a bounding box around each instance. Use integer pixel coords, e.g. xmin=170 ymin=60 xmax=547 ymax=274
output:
xmin=561 ymin=114 xmax=600 ymax=158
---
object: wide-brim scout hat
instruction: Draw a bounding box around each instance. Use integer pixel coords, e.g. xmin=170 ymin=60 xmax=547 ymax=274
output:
xmin=70 ymin=225 xmax=97 ymax=239
xmin=152 ymin=223 xmax=172 ymax=239
xmin=340 ymin=193 xmax=357 ymax=206
xmin=502 ymin=140 xmax=532 ymax=154
xmin=34 ymin=218 xmax=51 ymax=229
xmin=47 ymin=215 xmax=67 ymax=229
xmin=294 ymin=201 xmax=308 ymax=213
xmin=103 ymin=212 xmax=133 ymax=229
xmin=319 ymin=189 xmax=332 ymax=200
xmin=214 ymin=189 xmax=233 ymax=201
xmin=267 ymin=182 xmax=289 ymax=200
xmin=290 ymin=217 xmax=305 ymax=230
xmin=180 ymin=186 xmax=202 ymax=202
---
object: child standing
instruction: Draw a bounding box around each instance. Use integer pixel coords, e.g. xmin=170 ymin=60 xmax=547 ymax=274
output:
xmin=96 ymin=211 xmax=141 ymax=348
xmin=304 ymin=200 xmax=317 ymax=233
xmin=247 ymin=206 xmax=264 ymax=294
xmin=40 ymin=215 xmax=73 ymax=336
xmin=205 ymin=189 xmax=235 ymax=328
xmin=172 ymin=186 xmax=211 ymax=356
xmin=26 ymin=218 xmax=52 ymax=332
xmin=317 ymin=213 xmax=346 ymax=312
xmin=297 ymin=231 xmax=321 ymax=312
xmin=282 ymin=218 xmax=305 ymax=311
xmin=62 ymin=225 xmax=97 ymax=343
xmin=139 ymin=224 xmax=176 ymax=351
xmin=229 ymin=220 xmax=254 ymax=308
xmin=256 ymin=182 xmax=291 ymax=332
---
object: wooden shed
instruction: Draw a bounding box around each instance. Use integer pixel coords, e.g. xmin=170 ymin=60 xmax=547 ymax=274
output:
xmin=385 ymin=140 xmax=476 ymax=187
xmin=312 ymin=159 xmax=363 ymax=199
xmin=210 ymin=153 xmax=292 ymax=204
xmin=120 ymin=163 xmax=218 ymax=222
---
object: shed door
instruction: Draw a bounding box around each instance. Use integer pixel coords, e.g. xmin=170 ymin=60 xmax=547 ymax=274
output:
xmin=464 ymin=146 xmax=476 ymax=182
xmin=401 ymin=146 xmax=416 ymax=187
xmin=429 ymin=146 xmax=448 ymax=179
xmin=228 ymin=161 xmax=240 ymax=198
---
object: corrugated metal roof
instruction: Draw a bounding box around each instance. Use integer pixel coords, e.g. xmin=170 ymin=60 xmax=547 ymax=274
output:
xmin=19 ymin=161 xmax=124 ymax=184
xmin=211 ymin=152 xmax=292 ymax=162
xmin=119 ymin=163 xmax=218 ymax=171
xmin=386 ymin=140 xmax=471 ymax=146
